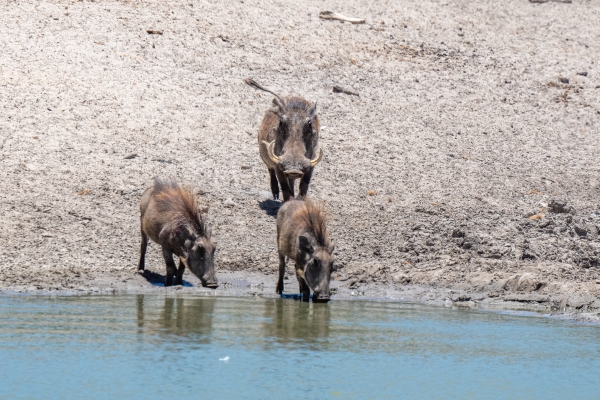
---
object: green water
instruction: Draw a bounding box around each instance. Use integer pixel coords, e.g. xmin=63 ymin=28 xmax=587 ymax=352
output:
xmin=0 ymin=295 xmax=599 ymax=399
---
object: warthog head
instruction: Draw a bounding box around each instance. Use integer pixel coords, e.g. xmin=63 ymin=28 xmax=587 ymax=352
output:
xmin=182 ymin=227 xmax=218 ymax=288
xmin=259 ymin=87 xmax=322 ymax=180
xmin=298 ymin=235 xmax=335 ymax=303
xmin=244 ymin=78 xmax=324 ymax=200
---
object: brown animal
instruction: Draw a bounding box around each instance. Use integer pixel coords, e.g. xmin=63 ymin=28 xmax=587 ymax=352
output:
xmin=244 ymin=78 xmax=323 ymax=201
xmin=138 ymin=178 xmax=218 ymax=288
xmin=276 ymin=199 xmax=335 ymax=302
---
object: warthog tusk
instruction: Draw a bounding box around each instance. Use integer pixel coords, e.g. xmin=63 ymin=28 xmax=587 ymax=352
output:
xmin=180 ymin=257 xmax=189 ymax=268
xmin=262 ymin=140 xmax=279 ymax=164
xmin=296 ymin=268 xmax=306 ymax=281
xmin=310 ymin=147 xmax=323 ymax=167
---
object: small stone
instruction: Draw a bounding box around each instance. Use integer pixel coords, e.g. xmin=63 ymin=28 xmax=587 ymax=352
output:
xmin=576 ymin=72 xmax=588 ymax=77
xmin=548 ymin=200 xmax=570 ymax=213
xmin=392 ymin=273 xmax=411 ymax=284
xmin=559 ymin=77 xmax=569 ymax=84
xmin=574 ymin=225 xmax=588 ymax=237
xmin=223 ymin=198 xmax=236 ymax=208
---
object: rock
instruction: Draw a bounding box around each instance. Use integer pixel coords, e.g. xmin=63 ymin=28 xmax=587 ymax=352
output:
xmin=223 ymin=198 xmax=236 ymax=208
xmin=461 ymin=235 xmax=480 ymax=250
xmin=566 ymin=294 xmax=592 ymax=310
xmin=548 ymin=200 xmax=571 ymax=213
xmin=451 ymin=229 xmax=465 ymax=238
xmin=453 ymin=294 xmax=471 ymax=302
xmin=521 ymin=248 xmax=538 ymax=260
xmin=516 ymin=273 xmax=546 ymax=292
xmin=453 ymin=301 xmax=476 ymax=307
xmin=559 ymin=77 xmax=569 ymax=84
xmin=392 ymin=273 xmax=411 ymax=284
xmin=577 ymin=72 xmax=588 ymax=77
xmin=574 ymin=225 xmax=587 ymax=237
xmin=467 ymin=272 xmax=494 ymax=288
xmin=503 ymin=275 xmax=520 ymax=292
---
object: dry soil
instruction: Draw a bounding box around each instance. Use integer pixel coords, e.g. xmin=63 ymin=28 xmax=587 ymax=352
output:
xmin=1 ymin=0 xmax=600 ymax=320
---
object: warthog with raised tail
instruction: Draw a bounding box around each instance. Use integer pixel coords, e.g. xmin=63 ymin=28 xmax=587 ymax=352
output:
xmin=276 ymin=199 xmax=335 ymax=302
xmin=244 ymin=78 xmax=323 ymax=201
xmin=138 ymin=178 xmax=218 ymax=288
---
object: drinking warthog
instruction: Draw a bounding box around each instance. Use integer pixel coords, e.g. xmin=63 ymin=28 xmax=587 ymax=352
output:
xmin=244 ymin=78 xmax=323 ymax=201
xmin=138 ymin=179 xmax=218 ymax=288
xmin=276 ymin=199 xmax=335 ymax=302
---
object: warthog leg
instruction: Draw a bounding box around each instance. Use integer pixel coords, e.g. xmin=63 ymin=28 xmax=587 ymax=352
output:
xmin=287 ymin=177 xmax=296 ymax=198
xmin=275 ymin=169 xmax=293 ymax=201
xmin=162 ymin=247 xmax=177 ymax=287
xmin=276 ymin=254 xmax=286 ymax=294
xmin=268 ymin=168 xmax=280 ymax=200
xmin=299 ymin=168 xmax=314 ymax=198
xmin=297 ymin=272 xmax=310 ymax=302
xmin=138 ymin=230 xmax=148 ymax=272
xmin=175 ymin=258 xmax=185 ymax=286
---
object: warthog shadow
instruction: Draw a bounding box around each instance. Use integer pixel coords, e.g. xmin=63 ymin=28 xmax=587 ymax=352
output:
xmin=139 ymin=269 xmax=193 ymax=287
xmin=258 ymin=199 xmax=281 ymax=218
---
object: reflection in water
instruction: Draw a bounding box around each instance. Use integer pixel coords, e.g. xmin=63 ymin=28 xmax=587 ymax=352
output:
xmin=136 ymin=295 xmax=216 ymax=343
xmin=2 ymin=296 xmax=600 ymax=399
xmin=262 ymin=299 xmax=331 ymax=347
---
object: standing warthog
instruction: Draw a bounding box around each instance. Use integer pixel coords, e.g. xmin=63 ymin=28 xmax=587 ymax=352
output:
xmin=244 ymin=78 xmax=323 ymax=201
xmin=138 ymin=179 xmax=218 ymax=288
xmin=276 ymin=199 xmax=335 ymax=302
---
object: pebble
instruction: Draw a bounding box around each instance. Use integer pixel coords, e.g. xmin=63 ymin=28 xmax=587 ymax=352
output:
xmin=223 ymin=198 xmax=236 ymax=208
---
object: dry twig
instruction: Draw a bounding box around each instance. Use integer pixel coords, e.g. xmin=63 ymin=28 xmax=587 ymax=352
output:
xmin=319 ymin=11 xmax=365 ymax=24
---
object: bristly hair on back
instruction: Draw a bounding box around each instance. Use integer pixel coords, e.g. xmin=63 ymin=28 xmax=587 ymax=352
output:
xmin=296 ymin=199 xmax=330 ymax=247
xmin=153 ymin=178 xmax=207 ymax=236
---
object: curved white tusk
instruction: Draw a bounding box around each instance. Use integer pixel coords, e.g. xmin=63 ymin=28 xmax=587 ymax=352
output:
xmin=262 ymin=140 xmax=279 ymax=163
xmin=310 ymin=147 xmax=323 ymax=167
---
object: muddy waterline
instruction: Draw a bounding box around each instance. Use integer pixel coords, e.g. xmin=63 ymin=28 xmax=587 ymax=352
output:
xmin=1 ymin=295 xmax=599 ymax=399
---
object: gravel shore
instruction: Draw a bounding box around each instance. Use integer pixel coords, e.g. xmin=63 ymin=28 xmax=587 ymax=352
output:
xmin=1 ymin=0 xmax=599 ymax=319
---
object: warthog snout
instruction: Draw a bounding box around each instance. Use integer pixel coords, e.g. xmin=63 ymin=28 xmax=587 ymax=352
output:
xmin=312 ymin=292 xmax=330 ymax=303
xmin=284 ymin=169 xmax=304 ymax=180
xmin=202 ymin=274 xmax=219 ymax=289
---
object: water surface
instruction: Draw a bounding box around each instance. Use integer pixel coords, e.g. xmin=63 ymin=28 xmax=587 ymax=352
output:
xmin=1 ymin=295 xmax=599 ymax=399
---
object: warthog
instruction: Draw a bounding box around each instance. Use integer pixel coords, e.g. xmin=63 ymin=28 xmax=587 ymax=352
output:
xmin=138 ymin=178 xmax=218 ymax=288
xmin=276 ymin=199 xmax=335 ymax=302
xmin=244 ymin=78 xmax=323 ymax=201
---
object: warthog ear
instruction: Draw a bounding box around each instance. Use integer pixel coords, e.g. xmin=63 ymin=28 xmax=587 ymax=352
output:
xmin=299 ymin=235 xmax=314 ymax=255
xmin=271 ymin=97 xmax=285 ymax=116
xmin=307 ymin=101 xmax=317 ymax=121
